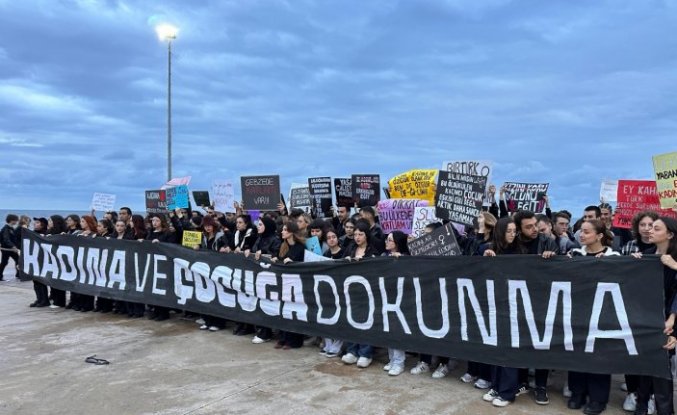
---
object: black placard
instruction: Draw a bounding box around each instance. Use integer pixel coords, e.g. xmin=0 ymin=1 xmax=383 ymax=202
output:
xmin=351 ymin=174 xmax=380 ymax=208
xmin=408 ymin=222 xmax=461 ymax=256
xmin=145 ymin=190 xmax=168 ymax=214
xmin=434 ymin=170 xmax=487 ymax=226
xmin=334 ymin=178 xmax=353 ymax=208
xmin=241 ymin=175 xmax=281 ymax=211
xmin=308 ymin=177 xmax=333 ymax=218
xmin=193 ymin=191 xmax=211 ymax=208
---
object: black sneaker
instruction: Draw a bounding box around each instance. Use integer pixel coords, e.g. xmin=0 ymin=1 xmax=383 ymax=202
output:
xmin=583 ymin=401 xmax=606 ymax=415
xmin=568 ymin=394 xmax=586 ymax=410
xmin=533 ymin=387 xmax=549 ymax=405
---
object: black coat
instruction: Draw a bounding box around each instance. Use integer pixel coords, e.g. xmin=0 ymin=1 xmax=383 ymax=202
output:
xmin=0 ymin=225 xmax=20 ymax=249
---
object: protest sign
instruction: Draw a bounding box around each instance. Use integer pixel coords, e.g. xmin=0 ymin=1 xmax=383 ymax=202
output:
xmin=613 ymin=180 xmax=677 ymax=229
xmin=308 ymin=177 xmax=333 ymax=218
xmin=653 ymin=152 xmax=677 ymax=209
xmin=502 ymin=182 xmax=550 ymax=213
xmin=161 ymin=176 xmax=191 ymax=190
xmin=166 ymin=185 xmax=190 ymax=210
xmin=192 ymin=191 xmax=210 ymax=208
xmin=241 ymin=175 xmax=280 ymax=211
xmin=212 ymin=180 xmax=235 ymax=213
xmin=377 ymin=199 xmax=428 ymax=234
xmin=443 ymin=160 xmax=492 ymax=183
xmin=387 ymin=169 xmax=437 ymax=204
xmin=145 ymin=190 xmax=168 ymax=214
xmin=305 ymin=235 xmax=322 ymax=255
xmin=334 ymin=178 xmax=353 ymax=208
xmin=22 ymin=229 xmax=670 ymax=378
xmin=181 ymin=231 xmax=202 ymax=248
xmin=289 ymin=183 xmax=311 ymax=213
xmin=600 ymin=180 xmax=618 ymax=203
xmin=304 ymin=250 xmax=332 ymax=262
xmin=351 ymin=174 xmax=380 ymax=207
xmin=408 ymin=222 xmax=462 ymax=256
xmin=411 ymin=207 xmax=439 ymax=239
xmin=90 ymin=193 xmax=116 ymax=212
xmin=435 ymin=171 xmax=487 ymax=226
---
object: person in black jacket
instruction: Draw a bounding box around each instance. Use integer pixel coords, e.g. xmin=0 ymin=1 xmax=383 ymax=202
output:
xmin=0 ymin=214 xmax=20 ymax=281
xmin=46 ymin=215 xmax=68 ymax=308
xmin=233 ymin=214 xmax=256 ymax=253
xmin=29 ymin=218 xmax=50 ymax=307
xmin=146 ymin=214 xmax=177 ymax=321
xmin=358 ymin=207 xmax=385 ymax=255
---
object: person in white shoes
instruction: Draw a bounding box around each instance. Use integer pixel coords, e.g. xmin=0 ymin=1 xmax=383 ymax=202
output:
xmin=381 ymin=231 xmax=409 ymax=376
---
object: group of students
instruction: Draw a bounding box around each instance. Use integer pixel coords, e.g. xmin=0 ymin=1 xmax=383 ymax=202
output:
xmin=2 ymin=193 xmax=677 ymax=415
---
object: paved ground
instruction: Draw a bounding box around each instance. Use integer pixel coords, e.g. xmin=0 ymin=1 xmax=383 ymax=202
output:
xmin=0 ymin=263 xmax=633 ymax=415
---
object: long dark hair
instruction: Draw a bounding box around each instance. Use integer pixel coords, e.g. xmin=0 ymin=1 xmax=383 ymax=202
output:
xmin=66 ymin=214 xmax=81 ymax=231
xmin=492 ymin=217 xmax=521 ymax=255
xmin=49 ymin=215 xmax=67 ymax=234
xmin=584 ymin=219 xmax=614 ymax=248
xmin=279 ymin=220 xmax=306 ymax=258
xmin=659 ymin=217 xmax=677 ymax=260
xmin=389 ymin=230 xmax=409 ymax=255
xmin=131 ymin=214 xmax=147 ymax=239
xmin=631 ymin=211 xmax=659 ymax=243
xmin=353 ymin=219 xmax=372 ymax=247
xmin=98 ymin=219 xmax=114 ymax=236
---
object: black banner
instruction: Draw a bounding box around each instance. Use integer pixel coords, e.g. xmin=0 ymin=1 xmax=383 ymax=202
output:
xmin=435 ymin=170 xmax=487 ymax=226
xmin=241 ymin=175 xmax=281 ymax=211
xmin=19 ymin=230 xmax=670 ymax=378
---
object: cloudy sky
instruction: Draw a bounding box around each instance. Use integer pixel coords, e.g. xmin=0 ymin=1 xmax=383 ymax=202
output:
xmin=0 ymin=0 xmax=674 ymax=214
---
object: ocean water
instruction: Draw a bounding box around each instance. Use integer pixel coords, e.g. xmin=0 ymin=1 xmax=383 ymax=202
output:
xmin=0 ymin=209 xmax=93 ymax=222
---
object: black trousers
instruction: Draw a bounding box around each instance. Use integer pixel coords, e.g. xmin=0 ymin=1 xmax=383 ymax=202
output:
xmin=626 ymin=374 xmax=640 ymax=394
xmin=468 ymin=361 xmax=493 ymax=380
xmin=637 ymin=375 xmax=673 ymax=415
xmin=0 ymin=250 xmax=19 ymax=279
xmin=78 ymin=294 xmax=94 ymax=311
xmin=204 ymin=315 xmax=226 ymax=329
xmin=568 ymin=371 xmax=611 ymax=404
xmin=280 ymin=331 xmax=304 ymax=348
xmin=126 ymin=302 xmax=145 ymax=316
xmin=95 ymin=297 xmax=113 ymax=312
xmin=519 ymin=368 xmax=550 ymax=388
xmin=421 ymin=354 xmax=449 ymax=365
xmin=491 ymin=366 xmax=519 ymax=401
xmin=33 ymin=281 xmax=50 ymax=305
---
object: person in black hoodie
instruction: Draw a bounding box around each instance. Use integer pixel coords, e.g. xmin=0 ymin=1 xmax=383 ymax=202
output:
xmin=233 ymin=214 xmax=256 ymax=253
xmin=46 ymin=215 xmax=68 ymax=308
xmin=358 ymin=206 xmax=385 ymax=255
xmin=0 ymin=214 xmax=20 ymax=281
xmin=29 ymin=217 xmax=50 ymax=307
xmin=63 ymin=214 xmax=82 ymax=310
xmin=146 ymin=214 xmax=177 ymax=321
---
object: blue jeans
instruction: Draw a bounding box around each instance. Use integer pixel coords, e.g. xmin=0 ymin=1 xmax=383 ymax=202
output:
xmin=346 ymin=343 xmax=373 ymax=358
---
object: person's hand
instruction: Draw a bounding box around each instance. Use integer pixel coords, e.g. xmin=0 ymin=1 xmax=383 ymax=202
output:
xmin=661 ymin=254 xmax=677 ymax=270
xmin=152 ymin=239 xmax=159 ymax=243
xmin=542 ymin=251 xmax=556 ymax=259
xmin=193 ymin=245 xmax=200 ymax=251
xmin=244 ymin=249 xmax=251 ymax=258
xmin=234 ymin=247 xmax=242 ymax=254
xmin=594 ymin=252 xmax=606 ymax=258
xmin=665 ymin=314 xmax=675 ymax=335
xmin=664 ymin=335 xmax=677 ymax=350
xmin=175 ymin=208 xmax=183 ymax=219
xmin=543 ymin=195 xmax=549 ymax=206
xmin=630 ymin=252 xmax=643 ymax=259
xmin=391 ymin=252 xmax=401 ymax=258
xmin=270 ymin=257 xmax=278 ymax=263
xmin=484 ymin=249 xmax=496 ymax=257
xmin=254 ymin=251 xmax=262 ymax=261
xmin=219 ymin=247 xmax=231 ymax=253
xmin=283 ymin=258 xmax=293 ymax=264
xmin=233 ymin=201 xmax=240 ymax=210
xmin=277 ymin=202 xmax=286 ymax=213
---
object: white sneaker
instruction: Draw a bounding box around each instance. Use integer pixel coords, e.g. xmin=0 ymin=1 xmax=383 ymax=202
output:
xmin=49 ymin=305 xmax=59 ymax=309
xmin=199 ymin=324 xmax=208 ymax=330
xmin=383 ymin=362 xmax=392 ymax=371
xmin=388 ymin=365 xmax=404 ymax=376
xmin=432 ymin=363 xmax=449 ymax=379
xmin=410 ymin=361 xmax=430 ymax=375
xmin=492 ymin=397 xmax=511 ymax=407
xmin=620 ymin=382 xmax=628 ymax=392
xmin=648 ymin=395 xmax=656 ymax=414
xmin=460 ymin=373 xmax=477 ymax=383
xmin=563 ymin=383 xmax=572 ymax=398
xmin=341 ymin=353 xmax=358 ymax=365
xmin=252 ymin=336 xmax=269 ymax=344
xmin=356 ymin=357 xmax=372 ymax=368
xmin=208 ymin=326 xmax=220 ymax=332
xmin=474 ymin=378 xmax=492 ymax=389
xmin=196 ymin=318 xmax=205 ymax=325
xmin=483 ymin=389 xmax=499 ymax=402
xmin=622 ymin=392 xmax=637 ymax=411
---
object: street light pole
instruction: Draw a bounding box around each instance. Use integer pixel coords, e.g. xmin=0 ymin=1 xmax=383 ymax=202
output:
xmin=155 ymin=23 xmax=178 ymax=182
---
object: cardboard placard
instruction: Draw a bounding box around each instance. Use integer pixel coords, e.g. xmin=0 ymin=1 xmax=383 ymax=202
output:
xmin=212 ymin=180 xmax=235 ymax=213
xmin=161 ymin=176 xmax=191 ymax=190
xmin=192 ymin=191 xmax=210 ymax=208
xmin=377 ymin=199 xmax=428 ymax=235
xmin=653 ymin=152 xmax=677 ymax=209
xmin=411 ymin=206 xmax=440 ymax=239
xmin=334 ymin=178 xmax=353 ymax=208
xmin=613 ymin=180 xmax=677 ymax=229
xmin=434 ymin=170 xmax=486 ymax=226
xmin=502 ymin=182 xmax=549 ymax=213
xmin=443 ymin=160 xmax=492 ymax=183
xmin=241 ymin=175 xmax=281 ymax=211
xmin=600 ymin=180 xmax=618 ymax=203
xmin=166 ymin=185 xmax=190 ymax=210
xmin=387 ymin=169 xmax=437 ymax=204
xmin=408 ymin=222 xmax=461 ymax=256
xmin=351 ymin=174 xmax=380 ymax=207
xmin=91 ymin=193 xmax=116 ymax=212
xmin=145 ymin=190 xmax=168 ymax=214
xmin=182 ymin=230 xmax=203 ymax=248
xmin=289 ymin=183 xmax=311 ymax=213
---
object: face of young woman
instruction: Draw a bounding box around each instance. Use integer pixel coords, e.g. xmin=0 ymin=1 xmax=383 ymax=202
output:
xmin=257 ymin=221 xmax=265 ymax=234
xmin=48 ymin=218 xmax=53 ymax=229
xmin=477 ymin=215 xmax=485 ymax=229
xmin=80 ymin=218 xmax=89 ymax=231
xmin=638 ymin=216 xmax=654 ymax=242
xmin=296 ymin=216 xmax=308 ymax=230
xmin=326 ymin=232 xmax=338 ymax=248
xmin=236 ymin=218 xmax=246 ymax=231
xmin=151 ymin=217 xmax=161 ymax=230
xmin=204 ymin=225 xmax=214 ymax=234
xmin=97 ymin=222 xmax=105 ymax=234
xmin=649 ymin=220 xmax=674 ymax=245
xmin=505 ymin=223 xmax=517 ymax=244
xmin=281 ymin=226 xmax=291 ymax=240
xmin=344 ymin=223 xmax=355 ymax=237
xmin=578 ymin=222 xmax=602 ymax=247
xmin=66 ymin=217 xmax=75 ymax=228
xmin=354 ymin=229 xmax=367 ymax=246
xmin=115 ymin=222 xmax=126 ymax=234
xmin=385 ymin=234 xmax=396 ymax=252
xmin=310 ymin=228 xmax=322 ymax=238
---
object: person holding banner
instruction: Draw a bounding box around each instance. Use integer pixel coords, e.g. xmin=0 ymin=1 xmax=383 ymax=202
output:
xmin=323 ymin=228 xmax=344 ymax=259
xmin=0 ymin=214 xmax=21 ymax=281
xmin=358 ymin=207 xmax=385 ymax=255
xmin=248 ymin=217 xmax=281 ymax=344
xmin=28 ymin=218 xmax=50 ymax=308
xmin=309 ymin=219 xmax=330 ymax=253
xmin=146 ymin=214 xmax=177 ymax=322
xmin=382 ymin=231 xmax=409 ymax=376
xmin=46 ymin=215 xmax=68 ymax=308
xmin=567 ymin=220 xmax=620 ymax=415
xmin=233 ymin=215 xmax=256 ymax=254
xmin=97 ymin=219 xmax=114 ymax=238
xmin=339 ymin=219 xmax=356 ymax=250
xmin=71 ymin=216 xmax=98 ymax=313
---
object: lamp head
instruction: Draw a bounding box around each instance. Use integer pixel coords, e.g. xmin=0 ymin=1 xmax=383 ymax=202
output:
xmin=155 ymin=24 xmax=178 ymax=41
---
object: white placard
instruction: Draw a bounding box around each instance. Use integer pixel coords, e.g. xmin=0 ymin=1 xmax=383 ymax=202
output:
xmin=212 ymin=180 xmax=235 ymax=213
xmin=600 ymin=180 xmax=618 ymax=203
xmin=91 ymin=193 xmax=116 ymax=212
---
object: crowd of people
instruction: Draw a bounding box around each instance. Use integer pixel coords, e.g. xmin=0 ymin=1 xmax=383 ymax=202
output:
xmin=1 ymin=190 xmax=677 ymax=415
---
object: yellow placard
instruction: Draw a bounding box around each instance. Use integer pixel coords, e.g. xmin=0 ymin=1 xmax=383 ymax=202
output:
xmin=182 ymin=230 xmax=203 ymax=248
xmin=653 ymin=152 xmax=677 ymax=209
xmin=387 ymin=169 xmax=437 ymax=203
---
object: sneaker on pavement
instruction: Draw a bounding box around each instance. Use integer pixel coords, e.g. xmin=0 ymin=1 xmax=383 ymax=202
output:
xmin=199 ymin=324 xmax=208 ymax=330
xmin=383 ymin=362 xmax=392 ymax=371
xmin=563 ymin=383 xmax=572 ymax=398
xmin=342 ymin=353 xmax=358 ymax=365
xmin=620 ymin=382 xmax=628 ymax=392
xmin=460 ymin=373 xmax=477 ymax=383
xmin=356 ymin=357 xmax=372 ymax=368
xmin=483 ymin=389 xmax=499 ymax=402
xmin=324 ymin=352 xmax=338 ymax=358
xmin=492 ymin=397 xmax=511 ymax=407
xmin=534 ymin=387 xmax=549 ymax=405
xmin=252 ymin=336 xmax=269 ymax=344
xmin=432 ymin=363 xmax=449 ymax=379
xmin=196 ymin=318 xmax=205 ymax=325
xmin=622 ymin=392 xmax=637 ymax=411
xmin=388 ymin=365 xmax=404 ymax=376
xmin=208 ymin=326 xmax=220 ymax=332
xmin=516 ymin=384 xmax=529 ymax=396
xmin=583 ymin=401 xmax=606 ymax=415
xmin=648 ymin=395 xmax=656 ymax=414
xmin=474 ymin=378 xmax=492 ymax=389
xmin=410 ymin=361 xmax=430 ymax=375
xmin=49 ymin=304 xmax=59 ymax=309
